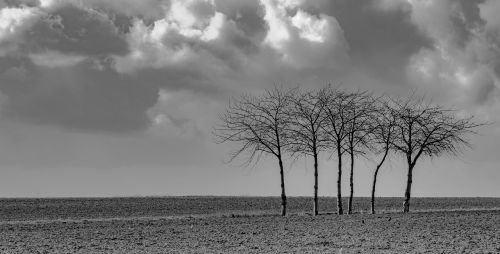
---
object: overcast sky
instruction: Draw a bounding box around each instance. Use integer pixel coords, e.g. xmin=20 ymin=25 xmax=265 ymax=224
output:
xmin=0 ymin=0 xmax=499 ymax=198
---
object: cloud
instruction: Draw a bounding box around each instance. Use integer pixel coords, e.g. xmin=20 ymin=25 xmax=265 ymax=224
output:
xmin=372 ymin=0 xmax=411 ymax=12
xmin=0 ymin=2 xmax=156 ymax=132
xmin=1 ymin=0 xmax=422 ymax=133
xmin=25 ymin=4 xmax=129 ymax=56
xmin=397 ymin=0 xmax=500 ymax=111
xmin=0 ymin=0 xmax=499 ymax=198
xmin=0 ymin=1 xmax=130 ymax=58
xmin=115 ymin=0 xmax=350 ymax=74
xmin=299 ymin=0 xmax=431 ymax=89
xmin=0 ymin=5 xmax=41 ymax=55
xmin=114 ymin=0 xmax=257 ymax=75
xmin=0 ymin=61 xmax=159 ymax=132
xmin=113 ymin=0 xmax=233 ymax=74
xmin=5 ymin=0 xmax=497 ymax=134
xmin=77 ymin=0 xmax=169 ymax=21
xmin=29 ymin=50 xmax=85 ymax=68
xmin=214 ymin=0 xmax=267 ymax=44
xmin=480 ymin=0 xmax=500 ymax=33
xmin=259 ymin=0 xmax=349 ymax=69
xmin=146 ymin=89 xmax=222 ymax=139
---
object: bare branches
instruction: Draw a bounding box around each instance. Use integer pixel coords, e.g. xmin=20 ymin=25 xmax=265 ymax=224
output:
xmin=213 ymin=85 xmax=296 ymax=216
xmin=370 ymin=96 xmax=399 ymax=154
xmin=213 ymin=85 xmax=485 ymax=215
xmin=344 ymin=90 xmax=377 ymax=157
xmin=321 ymin=86 xmax=353 ymax=152
xmin=388 ymin=94 xmax=484 ymax=165
xmin=286 ymin=87 xmax=330 ymax=215
xmin=213 ymin=87 xmax=296 ymax=164
xmin=286 ymin=87 xmax=329 ymax=157
xmin=385 ymin=93 xmax=485 ymax=213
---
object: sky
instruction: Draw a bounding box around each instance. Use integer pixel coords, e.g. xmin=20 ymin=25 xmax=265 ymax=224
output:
xmin=0 ymin=0 xmax=499 ymax=198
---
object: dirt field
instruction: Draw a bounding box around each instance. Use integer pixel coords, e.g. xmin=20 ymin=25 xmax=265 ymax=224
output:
xmin=0 ymin=197 xmax=499 ymax=253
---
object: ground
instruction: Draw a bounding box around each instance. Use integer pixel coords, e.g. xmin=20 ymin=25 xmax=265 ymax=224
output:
xmin=0 ymin=197 xmax=499 ymax=253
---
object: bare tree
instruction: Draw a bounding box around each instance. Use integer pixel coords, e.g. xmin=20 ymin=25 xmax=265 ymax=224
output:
xmin=390 ymin=94 xmax=483 ymax=213
xmin=287 ymin=88 xmax=329 ymax=216
xmin=213 ymin=86 xmax=295 ymax=216
xmin=369 ymin=97 xmax=398 ymax=214
xmin=322 ymin=86 xmax=356 ymax=215
xmin=343 ymin=91 xmax=374 ymax=214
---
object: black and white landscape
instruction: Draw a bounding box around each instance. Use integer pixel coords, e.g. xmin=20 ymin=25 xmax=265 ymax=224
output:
xmin=0 ymin=0 xmax=499 ymax=253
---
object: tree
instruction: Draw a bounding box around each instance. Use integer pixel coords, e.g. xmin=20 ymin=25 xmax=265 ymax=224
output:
xmin=369 ymin=97 xmax=398 ymax=214
xmin=287 ymin=88 xmax=329 ymax=216
xmin=213 ymin=86 xmax=295 ymax=216
xmin=344 ymin=91 xmax=374 ymax=214
xmin=322 ymin=86 xmax=355 ymax=215
xmin=390 ymin=94 xmax=483 ymax=213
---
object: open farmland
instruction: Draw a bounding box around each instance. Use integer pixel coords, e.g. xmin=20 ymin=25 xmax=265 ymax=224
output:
xmin=0 ymin=197 xmax=499 ymax=253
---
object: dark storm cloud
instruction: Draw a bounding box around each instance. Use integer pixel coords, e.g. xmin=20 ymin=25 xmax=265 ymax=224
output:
xmin=0 ymin=56 xmax=222 ymax=133
xmin=0 ymin=60 xmax=158 ymax=132
xmin=301 ymin=0 xmax=432 ymax=86
xmin=458 ymin=0 xmax=485 ymax=28
xmin=447 ymin=0 xmax=485 ymax=49
xmin=0 ymin=0 xmax=229 ymax=133
xmin=0 ymin=55 xmax=25 ymax=73
xmin=214 ymin=0 xmax=267 ymax=42
xmin=107 ymin=12 xmax=134 ymax=34
xmin=1 ymin=0 xmax=38 ymax=8
xmin=83 ymin=0 xmax=170 ymax=21
xmin=0 ymin=2 xmax=154 ymax=132
xmin=138 ymin=68 xmax=224 ymax=97
xmin=25 ymin=4 xmax=128 ymax=56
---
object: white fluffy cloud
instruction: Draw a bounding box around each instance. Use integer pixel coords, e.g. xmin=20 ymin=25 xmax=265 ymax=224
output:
xmin=0 ymin=6 xmax=41 ymax=55
xmin=260 ymin=0 xmax=349 ymax=68
xmin=113 ymin=0 xmax=236 ymax=73
xmin=112 ymin=0 xmax=351 ymax=136
xmin=0 ymin=0 xmax=350 ymax=82
xmin=114 ymin=0 xmax=349 ymax=73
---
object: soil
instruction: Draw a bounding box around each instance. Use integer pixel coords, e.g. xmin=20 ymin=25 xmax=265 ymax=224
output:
xmin=0 ymin=197 xmax=499 ymax=253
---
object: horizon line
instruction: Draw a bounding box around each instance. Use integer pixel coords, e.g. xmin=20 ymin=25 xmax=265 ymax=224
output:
xmin=1 ymin=195 xmax=499 ymax=199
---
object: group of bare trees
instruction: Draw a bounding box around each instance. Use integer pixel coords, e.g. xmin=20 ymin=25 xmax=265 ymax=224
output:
xmin=213 ymin=85 xmax=482 ymax=216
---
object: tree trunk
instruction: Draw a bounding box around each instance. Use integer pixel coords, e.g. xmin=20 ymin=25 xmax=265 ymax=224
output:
xmin=348 ymin=150 xmax=354 ymax=215
xmin=371 ymin=148 xmax=389 ymax=214
xmin=336 ymin=148 xmax=343 ymax=215
xmin=403 ymin=164 xmax=413 ymax=213
xmin=313 ymin=152 xmax=319 ymax=216
xmin=278 ymin=156 xmax=287 ymax=216
xmin=371 ymin=166 xmax=380 ymax=214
